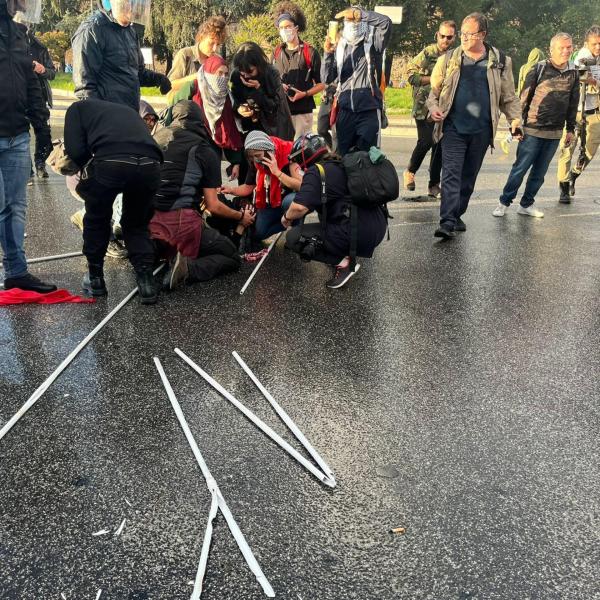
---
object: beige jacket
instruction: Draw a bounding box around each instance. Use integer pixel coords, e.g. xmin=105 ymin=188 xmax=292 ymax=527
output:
xmin=426 ymin=44 xmax=521 ymax=144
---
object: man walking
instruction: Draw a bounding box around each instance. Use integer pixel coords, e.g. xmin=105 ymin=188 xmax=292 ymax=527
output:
xmin=557 ymin=25 xmax=600 ymax=203
xmin=493 ymin=34 xmax=579 ymax=219
xmin=404 ymin=20 xmax=456 ymax=198
xmin=427 ymin=13 xmax=521 ymax=239
xmin=1 ymin=0 xmax=56 ymax=293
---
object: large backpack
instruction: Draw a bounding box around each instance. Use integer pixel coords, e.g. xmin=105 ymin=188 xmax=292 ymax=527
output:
xmin=311 ymin=150 xmax=399 ymax=270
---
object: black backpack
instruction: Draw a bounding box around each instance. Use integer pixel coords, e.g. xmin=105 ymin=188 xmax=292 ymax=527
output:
xmin=312 ymin=150 xmax=399 ymax=270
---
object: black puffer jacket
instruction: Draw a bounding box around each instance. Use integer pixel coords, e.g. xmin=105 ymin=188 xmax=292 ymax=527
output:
xmin=0 ymin=14 xmax=45 ymax=137
xmin=153 ymin=101 xmax=221 ymax=212
xmin=72 ymin=10 xmax=167 ymax=111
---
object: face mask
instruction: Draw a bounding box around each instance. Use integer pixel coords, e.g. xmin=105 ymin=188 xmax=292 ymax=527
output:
xmin=342 ymin=21 xmax=366 ymax=44
xmin=205 ymin=72 xmax=229 ymax=96
xmin=280 ymin=27 xmax=295 ymax=44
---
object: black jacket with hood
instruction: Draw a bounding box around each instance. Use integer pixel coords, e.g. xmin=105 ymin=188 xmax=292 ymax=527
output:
xmin=72 ymin=10 xmax=167 ymax=111
xmin=153 ymin=101 xmax=222 ymax=212
xmin=0 ymin=8 xmax=45 ymax=137
xmin=27 ymin=33 xmax=55 ymax=107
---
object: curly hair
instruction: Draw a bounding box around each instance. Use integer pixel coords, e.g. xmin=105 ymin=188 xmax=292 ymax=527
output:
xmin=195 ymin=16 xmax=227 ymax=44
xmin=272 ymin=1 xmax=307 ymax=33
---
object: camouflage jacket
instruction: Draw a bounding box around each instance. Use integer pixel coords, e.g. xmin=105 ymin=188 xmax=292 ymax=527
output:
xmin=406 ymin=43 xmax=445 ymax=120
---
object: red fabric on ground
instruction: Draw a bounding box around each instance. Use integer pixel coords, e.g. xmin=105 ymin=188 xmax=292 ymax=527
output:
xmin=0 ymin=288 xmax=96 ymax=305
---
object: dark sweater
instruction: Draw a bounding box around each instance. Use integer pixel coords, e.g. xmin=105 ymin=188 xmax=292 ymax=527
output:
xmin=521 ymin=60 xmax=579 ymax=138
xmin=64 ymin=99 xmax=163 ymax=168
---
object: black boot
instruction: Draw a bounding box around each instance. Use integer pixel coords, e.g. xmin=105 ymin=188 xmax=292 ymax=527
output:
xmin=559 ymin=182 xmax=571 ymax=204
xmin=35 ymin=164 xmax=49 ymax=179
xmin=568 ymin=171 xmax=579 ymax=197
xmin=82 ymin=272 xmax=107 ymax=297
xmin=4 ymin=273 xmax=57 ymax=294
xmin=135 ymin=270 xmax=158 ymax=305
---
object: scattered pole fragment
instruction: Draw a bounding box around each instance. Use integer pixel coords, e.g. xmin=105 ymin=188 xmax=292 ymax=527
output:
xmin=154 ymin=357 xmax=275 ymax=598
xmin=27 ymin=251 xmax=84 ymax=265
xmin=232 ymin=351 xmax=336 ymax=487
xmin=95 ymin=591 xmax=102 ymax=600
xmin=191 ymin=493 xmax=218 ymax=600
xmin=114 ymin=519 xmax=126 ymax=536
xmin=92 ymin=529 xmax=110 ymax=537
xmin=0 ymin=265 xmax=164 ymax=443
xmin=390 ymin=527 xmax=406 ymax=535
xmin=175 ymin=348 xmax=334 ymax=488
xmin=240 ymin=231 xmax=283 ymax=295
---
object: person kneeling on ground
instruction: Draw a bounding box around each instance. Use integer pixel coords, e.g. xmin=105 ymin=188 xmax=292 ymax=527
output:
xmin=64 ymin=98 xmax=163 ymax=304
xmin=282 ymin=134 xmax=387 ymax=289
xmin=150 ymin=101 xmax=254 ymax=290
xmin=220 ymin=130 xmax=303 ymax=244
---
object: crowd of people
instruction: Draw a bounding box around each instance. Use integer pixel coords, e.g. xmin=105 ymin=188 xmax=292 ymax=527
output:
xmin=1 ymin=0 xmax=599 ymax=304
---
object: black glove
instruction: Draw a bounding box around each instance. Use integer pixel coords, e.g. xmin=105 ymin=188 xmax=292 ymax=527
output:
xmin=159 ymin=76 xmax=172 ymax=95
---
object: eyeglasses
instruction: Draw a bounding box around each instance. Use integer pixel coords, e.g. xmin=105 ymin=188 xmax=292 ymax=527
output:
xmin=438 ymin=33 xmax=455 ymax=40
xmin=460 ymin=30 xmax=483 ymax=39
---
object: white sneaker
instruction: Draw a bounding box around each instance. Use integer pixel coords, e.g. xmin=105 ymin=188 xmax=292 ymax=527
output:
xmin=492 ymin=203 xmax=507 ymax=217
xmin=517 ymin=205 xmax=544 ymax=218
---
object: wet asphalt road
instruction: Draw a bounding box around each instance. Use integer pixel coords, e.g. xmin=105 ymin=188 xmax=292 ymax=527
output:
xmin=1 ymin=132 xmax=600 ymax=600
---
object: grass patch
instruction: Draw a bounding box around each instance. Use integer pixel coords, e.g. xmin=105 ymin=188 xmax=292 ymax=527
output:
xmin=52 ymin=73 xmax=413 ymax=113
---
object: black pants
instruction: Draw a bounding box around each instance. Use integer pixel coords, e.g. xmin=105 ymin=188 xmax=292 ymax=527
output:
xmin=285 ymin=223 xmax=345 ymax=266
xmin=76 ymin=158 xmax=161 ymax=274
xmin=336 ymin=108 xmax=380 ymax=155
xmin=317 ymin=101 xmax=335 ymax=150
xmin=407 ymin=119 xmax=442 ymax=187
xmin=32 ymin=104 xmax=52 ymax=167
xmin=188 ymin=226 xmax=241 ymax=282
xmin=439 ymin=125 xmax=491 ymax=229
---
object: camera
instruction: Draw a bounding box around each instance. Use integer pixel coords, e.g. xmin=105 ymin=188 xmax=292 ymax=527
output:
xmin=298 ymin=234 xmax=324 ymax=262
xmin=286 ymin=86 xmax=297 ymax=99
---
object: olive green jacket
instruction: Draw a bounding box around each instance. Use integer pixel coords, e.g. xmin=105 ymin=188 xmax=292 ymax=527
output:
xmin=426 ymin=44 xmax=521 ymax=144
xmin=406 ymin=43 xmax=445 ymax=120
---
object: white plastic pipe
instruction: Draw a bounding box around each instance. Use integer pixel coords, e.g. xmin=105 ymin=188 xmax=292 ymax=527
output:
xmin=27 ymin=251 xmax=84 ymax=265
xmin=153 ymin=357 xmax=275 ymax=598
xmin=174 ymin=348 xmax=335 ymax=488
xmin=240 ymin=232 xmax=283 ymax=295
xmin=232 ymin=351 xmax=336 ymax=487
xmin=191 ymin=493 xmax=219 ymax=600
xmin=0 ymin=266 xmax=164 ymax=443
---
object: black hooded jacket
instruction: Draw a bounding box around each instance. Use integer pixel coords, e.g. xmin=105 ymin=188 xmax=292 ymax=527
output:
xmin=0 ymin=11 xmax=45 ymax=137
xmin=64 ymin=98 xmax=163 ymax=168
xmin=153 ymin=101 xmax=222 ymax=212
xmin=27 ymin=33 xmax=55 ymax=107
xmin=72 ymin=10 xmax=167 ymax=111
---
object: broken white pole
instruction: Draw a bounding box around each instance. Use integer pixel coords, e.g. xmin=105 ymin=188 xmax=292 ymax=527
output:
xmin=153 ymin=357 xmax=275 ymax=598
xmin=191 ymin=493 xmax=219 ymax=600
xmin=174 ymin=348 xmax=334 ymax=488
xmin=114 ymin=518 xmax=126 ymax=536
xmin=26 ymin=251 xmax=84 ymax=265
xmin=240 ymin=232 xmax=283 ymax=295
xmin=0 ymin=265 xmax=164 ymax=443
xmin=232 ymin=351 xmax=336 ymax=487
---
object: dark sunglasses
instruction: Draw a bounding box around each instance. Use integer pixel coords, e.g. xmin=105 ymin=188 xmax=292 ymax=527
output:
xmin=438 ymin=33 xmax=455 ymax=40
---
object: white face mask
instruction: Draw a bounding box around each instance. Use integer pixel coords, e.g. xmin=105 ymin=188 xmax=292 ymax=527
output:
xmin=279 ymin=27 xmax=296 ymax=44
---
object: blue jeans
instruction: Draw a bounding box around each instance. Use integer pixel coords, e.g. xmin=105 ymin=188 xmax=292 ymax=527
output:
xmin=0 ymin=133 xmax=31 ymax=278
xmin=254 ymin=193 xmax=295 ymax=241
xmin=440 ymin=124 xmax=491 ymax=229
xmin=499 ymin=135 xmax=560 ymax=208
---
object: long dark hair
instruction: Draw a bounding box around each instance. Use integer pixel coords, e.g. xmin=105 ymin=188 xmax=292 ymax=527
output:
xmin=232 ymin=42 xmax=270 ymax=78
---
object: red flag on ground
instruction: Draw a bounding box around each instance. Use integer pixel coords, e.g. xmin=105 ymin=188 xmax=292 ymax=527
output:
xmin=0 ymin=289 xmax=96 ymax=306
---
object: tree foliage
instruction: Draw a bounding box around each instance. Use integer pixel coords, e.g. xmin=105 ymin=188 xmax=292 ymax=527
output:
xmin=37 ymin=30 xmax=71 ymax=63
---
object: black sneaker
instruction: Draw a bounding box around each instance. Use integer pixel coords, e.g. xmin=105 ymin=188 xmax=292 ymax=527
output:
xmin=455 ymin=219 xmax=467 ymax=232
xmin=326 ymin=263 xmax=360 ymax=289
xmin=36 ymin=165 xmax=49 ymax=179
xmin=82 ymin=272 xmax=107 ymax=297
xmin=3 ymin=273 xmax=57 ymax=294
xmin=434 ymin=226 xmax=456 ymax=239
xmin=136 ymin=270 xmax=158 ymax=305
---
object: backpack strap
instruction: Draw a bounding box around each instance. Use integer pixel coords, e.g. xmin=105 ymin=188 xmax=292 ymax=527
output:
xmin=315 ymin=162 xmax=328 ymax=230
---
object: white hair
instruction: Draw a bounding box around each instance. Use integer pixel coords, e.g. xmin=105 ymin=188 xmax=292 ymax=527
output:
xmin=550 ymin=33 xmax=573 ymax=49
